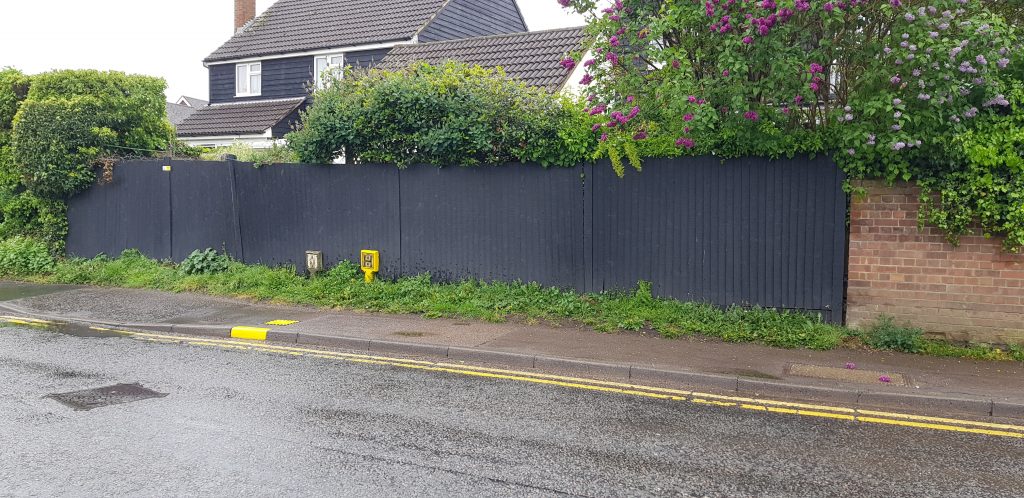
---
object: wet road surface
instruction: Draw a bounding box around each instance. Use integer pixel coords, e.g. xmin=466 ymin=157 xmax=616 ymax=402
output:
xmin=1 ymin=325 xmax=1022 ymax=497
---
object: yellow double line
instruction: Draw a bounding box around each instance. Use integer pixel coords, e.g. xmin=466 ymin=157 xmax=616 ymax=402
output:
xmin=5 ymin=316 xmax=1023 ymax=439
xmin=0 ymin=316 xmax=54 ymax=327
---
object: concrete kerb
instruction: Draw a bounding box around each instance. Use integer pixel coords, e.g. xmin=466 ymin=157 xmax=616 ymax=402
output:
xmin=855 ymin=391 xmax=995 ymax=418
xmin=2 ymin=301 xmax=1023 ymax=421
xmin=737 ymin=378 xmax=862 ymax=406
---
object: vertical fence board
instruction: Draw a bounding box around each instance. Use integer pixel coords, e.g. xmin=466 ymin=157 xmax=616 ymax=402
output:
xmin=169 ymin=160 xmax=242 ymax=261
xmin=589 ymin=156 xmax=845 ymax=321
xmin=233 ymin=163 xmax=401 ymax=276
xmin=399 ymin=164 xmax=586 ymax=289
xmin=66 ymin=160 xmax=171 ymax=260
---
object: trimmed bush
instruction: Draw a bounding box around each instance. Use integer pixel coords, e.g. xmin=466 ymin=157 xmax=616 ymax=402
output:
xmin=288 ymin=61 xmax=597 ymax=168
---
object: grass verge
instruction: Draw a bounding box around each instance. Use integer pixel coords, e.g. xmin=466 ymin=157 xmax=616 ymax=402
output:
xmin=3 ymin=248 xmax=1022 ymax=362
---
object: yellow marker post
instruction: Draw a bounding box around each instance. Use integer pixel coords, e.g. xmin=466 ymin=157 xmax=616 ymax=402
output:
xmin=360 ymin=250 xmax=380 ymax=283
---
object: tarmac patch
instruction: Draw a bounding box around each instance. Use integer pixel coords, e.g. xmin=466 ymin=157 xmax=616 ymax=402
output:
xmin=46 ymin=383 xmax=167 ymax=411
xmin=786 ymin=363 xmax=909 ymax=387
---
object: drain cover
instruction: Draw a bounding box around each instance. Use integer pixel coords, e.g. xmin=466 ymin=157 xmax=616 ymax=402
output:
xmin=46 ymin=383 xmax=167 ymax=411
xmin=786 ymin=364 xmax=909 ymax=386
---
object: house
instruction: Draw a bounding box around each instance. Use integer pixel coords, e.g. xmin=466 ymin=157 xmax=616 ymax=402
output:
xmin=166 ymin=96 xmax=208 ymax=127
xmin=177 ymin=0 xmax=586 ymax=148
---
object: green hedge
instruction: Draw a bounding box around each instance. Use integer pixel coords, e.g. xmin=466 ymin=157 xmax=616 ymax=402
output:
xmin=11 ymin=70 xmax=170 ymax=199
xmin=0 ymin=69 xmax=170 ymax=253
xmin=288 ymin=61 xmax=597 ymax=168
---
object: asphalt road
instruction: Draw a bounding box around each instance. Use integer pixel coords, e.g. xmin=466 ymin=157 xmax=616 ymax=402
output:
xmin=1 ymin=325 xmax=1022 ymax=497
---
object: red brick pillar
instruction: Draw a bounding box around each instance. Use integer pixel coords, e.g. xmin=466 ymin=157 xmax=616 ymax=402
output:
xmin=847 ymin=180 xmax=1024 ymax=345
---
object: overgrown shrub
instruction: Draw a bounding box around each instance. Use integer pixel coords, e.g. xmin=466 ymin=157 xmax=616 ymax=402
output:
xmin=0 ymin=236 xmax=54 ymax=276
xmin=0 ymin=68 xmax=32 ymax=246
xmin=179 ymin=248 xmax=231 ymax=276
xmin=864 ymin=315 xmax=925 ymax=353
xmin=0 ymin=193 xmax=67 ymax=253
xmin=11 ymin=69 xmax=171 ymax=199
xmin=288 ymin=61 xmax=597 ymax=168
xmin=199 ymin=141 xmax=299 ymax=166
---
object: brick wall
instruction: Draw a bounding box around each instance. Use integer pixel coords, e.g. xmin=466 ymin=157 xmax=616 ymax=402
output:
xmin=847 ymin=180 xmax=1024 ymax=345
xmin=235 ymin=0 xmax=256 ymax=31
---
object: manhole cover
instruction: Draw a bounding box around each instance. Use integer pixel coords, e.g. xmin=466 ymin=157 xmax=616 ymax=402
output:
xmin=46 ymin=383 xmax=167 ymax=411
xmin=786 ymin=364 xmax=909 ymax=386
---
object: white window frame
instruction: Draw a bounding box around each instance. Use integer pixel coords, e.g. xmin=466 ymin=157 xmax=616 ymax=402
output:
xmin=314 ymin=53 xmax=345 ymax=89
xmin=235 ymin=62 xmax=262 ymax=97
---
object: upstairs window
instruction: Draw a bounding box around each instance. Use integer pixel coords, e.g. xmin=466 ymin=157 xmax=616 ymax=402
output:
xmin=314 ymin=54 xmax=344 ymax=89
xmin=235 ymin=62 xmax=262 ymax=96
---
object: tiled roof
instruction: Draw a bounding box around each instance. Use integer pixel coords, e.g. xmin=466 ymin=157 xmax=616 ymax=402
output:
xmin=175 ymin=98 xmax=306 ymax=137
xmin=378 ymin=27 xmax=588 ymax=92
xmin=166 ymin=102 xmax=198 ymax=127
xmin=205 ymin=0 xmax=447 ymax=63
xmin=178 ymin=96 xmax=209 ymax=108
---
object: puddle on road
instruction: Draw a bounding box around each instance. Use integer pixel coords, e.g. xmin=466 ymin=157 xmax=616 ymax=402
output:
xmin=1 ymin=319 xmax=130 ymax=339
xmin=46 ymin=383 xmax=167 ymax=411
xmin=0 ymin=282 xmax=77 ymax=302
xmin=728 ymin=369 xmax=783 ymax=380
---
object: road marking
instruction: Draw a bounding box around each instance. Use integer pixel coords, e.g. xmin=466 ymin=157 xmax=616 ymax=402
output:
xmin=230 ymin=326 xmax=269 ymax=341
xmin=0 ymin=316 xmax=53 ymax=326
xmin=857 ymin=417 xmax=1024 ymax=439
xmin=265 ymin=320 xmax=299 ymax=326
xmin=4 ymin=318 xmax=1022 ymax=439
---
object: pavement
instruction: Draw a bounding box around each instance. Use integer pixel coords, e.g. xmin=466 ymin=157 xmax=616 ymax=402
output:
xmin=1 ymin=280 xmax=1023 ymax=422
xmin=2 ymin=323 xmax=1022 ymax=496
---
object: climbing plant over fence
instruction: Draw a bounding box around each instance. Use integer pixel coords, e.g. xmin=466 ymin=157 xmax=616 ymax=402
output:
xmin=559 ymin=0 xmax=1023 ymax=249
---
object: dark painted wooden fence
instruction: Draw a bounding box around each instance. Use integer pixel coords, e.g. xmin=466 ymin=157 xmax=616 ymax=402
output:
xmin=67 ymin=157 xmax=847 ymax=322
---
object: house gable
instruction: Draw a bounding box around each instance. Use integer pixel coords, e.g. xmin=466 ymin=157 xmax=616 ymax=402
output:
xmin=418 ymin=0 xmax=528 ymax=43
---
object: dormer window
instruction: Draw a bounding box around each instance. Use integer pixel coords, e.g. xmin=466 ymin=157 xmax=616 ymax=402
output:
xmin=314 ymin=54 xmax=344 ymax=89
xmin=235 ymin=62 xmax=262 ymax=96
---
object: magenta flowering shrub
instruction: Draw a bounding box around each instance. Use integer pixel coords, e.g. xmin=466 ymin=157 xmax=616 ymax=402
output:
xmin=560 ymin=0 xmax=1023 ymax=249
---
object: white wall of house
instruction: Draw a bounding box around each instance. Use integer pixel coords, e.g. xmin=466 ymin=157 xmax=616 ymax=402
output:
xmin=560 ymin=50 xmax=595 ymax=96
xmin=179 ymin=129 xmax=285 ymax=149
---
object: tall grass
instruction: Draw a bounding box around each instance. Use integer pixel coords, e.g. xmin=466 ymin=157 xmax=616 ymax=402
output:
xmin=7 ymin=248 xmax=1021 ymax=361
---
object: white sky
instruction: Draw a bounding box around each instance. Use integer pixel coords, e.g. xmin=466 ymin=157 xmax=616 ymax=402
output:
xmin=1 ymin=0 xmax=585 ymax=101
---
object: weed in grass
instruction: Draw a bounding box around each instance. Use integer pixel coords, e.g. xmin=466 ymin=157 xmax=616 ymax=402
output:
xmin=864 ymin=315 xmax=924 ymax=353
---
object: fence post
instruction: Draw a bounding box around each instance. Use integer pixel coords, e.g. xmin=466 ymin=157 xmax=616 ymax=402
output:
xmin=227 ymin=158 xmax=246 ymax=262
xmin=582 ymin=162 xmax=595 ymax=294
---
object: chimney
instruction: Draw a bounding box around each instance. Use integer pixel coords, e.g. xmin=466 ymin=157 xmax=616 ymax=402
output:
xmin=235 ymin=0 xmax=256 ymax=33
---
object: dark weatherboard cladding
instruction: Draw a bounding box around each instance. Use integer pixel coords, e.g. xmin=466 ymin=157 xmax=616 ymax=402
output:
xmin=418 ymin=0 xmax=528 ymax=43
xmin=209 ymin=56 xmax=312 ymax=104
xmin=67 ymin=157 xmax=848 ymax=323
xmin=208 ymin=49 xmax=396 ymax=105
